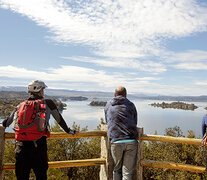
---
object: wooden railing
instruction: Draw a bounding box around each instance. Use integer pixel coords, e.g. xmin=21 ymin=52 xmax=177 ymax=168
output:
xmin=0 ymin=124 xmax=205 ymax=180
xmin=101 ymin=127 xmax=205 ymax=180
xmin=0 ymin=124 xmax=108 ymax=180
xmin=137 ymin=130 xmax=205 ymax=179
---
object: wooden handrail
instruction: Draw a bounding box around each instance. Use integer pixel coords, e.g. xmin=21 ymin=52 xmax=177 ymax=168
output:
xmin=141 ymin=134 xmax=202 ymax=145
xmin=5 ymin=132 xmax=202 ymax=146
xmin=2 ymin=127 xmax=205 ymax=179
xmin=5 ymin=130 xmax=107 ymax=140
xmin=3 ymin=158 xmax=106 ymax=170
xmin=139 ymin=134 xmax=205 ymax=176
xmin=141 ymin=159 xmax=205 ymax=173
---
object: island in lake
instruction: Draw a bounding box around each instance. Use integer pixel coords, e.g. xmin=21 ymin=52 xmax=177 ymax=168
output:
xmin=61 ymin=96 xmax=88 ymax=101
xmin=89 ymin=101 xmax=107 ymax=106
xmin=150 ymin=102 xmax=198 ymax=111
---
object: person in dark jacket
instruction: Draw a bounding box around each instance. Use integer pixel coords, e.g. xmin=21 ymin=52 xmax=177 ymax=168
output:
xmin=2 ymin=80 xmax=76 ymax=180
xmin=104 ymin=86 xmax=138 ymax=180
xmin=202 ymin=114 xmax=207 ymax=144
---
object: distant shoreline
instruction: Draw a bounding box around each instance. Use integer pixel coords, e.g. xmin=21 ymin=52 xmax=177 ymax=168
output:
xmin=1 ymin=88 xmax=207 ymax=102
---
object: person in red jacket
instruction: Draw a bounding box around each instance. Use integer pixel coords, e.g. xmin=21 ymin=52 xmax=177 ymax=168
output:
xmin=2 ymin=80 xmax=76 ymax=180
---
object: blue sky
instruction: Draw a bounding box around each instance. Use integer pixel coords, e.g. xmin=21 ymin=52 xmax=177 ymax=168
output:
xmin=0 ymin=0 xmax=207 ymax=95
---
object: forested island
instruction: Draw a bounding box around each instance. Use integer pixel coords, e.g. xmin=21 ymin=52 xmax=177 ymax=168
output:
xmin=61 ymin=96 xmax=88 ymax=101
xmin=150 ymin=101 xmax=198 ymax=110
xmin=89 ymin=101 xmax=107 ymax=106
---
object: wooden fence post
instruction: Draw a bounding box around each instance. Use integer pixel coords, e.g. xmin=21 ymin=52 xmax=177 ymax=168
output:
xmin=137 ymin=127 xmax=143 ymax=180
xmin=100 ymin=124 xmax=113 ymax=180
xmin=0 ymin=123 xmax=5 ymax=180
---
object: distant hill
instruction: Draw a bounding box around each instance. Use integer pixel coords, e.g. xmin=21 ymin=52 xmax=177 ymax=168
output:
xmin=134 ymin=95 xmax=207 ymax=102
xmin=0 ymin=86 xmax=113 ymax=100
xmin=0 ymin=91 xmax=29 ymax=99
xmin=0 ymin=86 xmax=207 ymax=102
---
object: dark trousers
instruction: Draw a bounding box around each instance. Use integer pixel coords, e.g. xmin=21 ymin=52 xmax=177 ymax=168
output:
xmin=15 ymin=136 xmax=48 ymax=180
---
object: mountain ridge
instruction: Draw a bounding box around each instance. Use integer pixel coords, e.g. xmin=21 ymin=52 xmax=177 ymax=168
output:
xmin=0 ymin=86 xmax=207 ymax=102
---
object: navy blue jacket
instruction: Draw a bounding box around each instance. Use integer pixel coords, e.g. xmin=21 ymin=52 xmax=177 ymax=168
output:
xmin=104 ymin=96 xmax=138 ymax=143
xmin=202 ymin=114 xmax=207 ymax=137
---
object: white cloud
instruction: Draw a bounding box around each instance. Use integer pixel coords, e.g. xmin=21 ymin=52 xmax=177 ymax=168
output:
xmin=125 ymin=81 xmax=207 ymax=96
xmin=61 ymin=56 xmax=166 ymax=74
xmin=195 ymin=81 xmax=207 ymax=86
xmin=1 ymin=0 xmax=207 ymax=59
xmin=161 ymin=50 xmax=207 ymax=70
xmin=172 ymin=62 xmax=207 ymax=70
xmin=0 ymin=65 xmax=158 ymax=88
xmin=165 ymin=50 xmax=207 ymax=62
xmin=0 ymin=65 xmax=206 ymax=95
xmin=0 ymin=65 xmax=48 ymax=79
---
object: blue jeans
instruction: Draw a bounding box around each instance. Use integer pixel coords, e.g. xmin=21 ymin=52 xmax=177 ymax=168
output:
xmin=111 ymin=140 xmax=138 ymax=180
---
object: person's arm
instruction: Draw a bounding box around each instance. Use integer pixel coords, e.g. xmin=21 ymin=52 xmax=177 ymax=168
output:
xmin=45 ymin=99 xmax=76 ymax=135
xmin=104 ymin=103 xmax=109 ymax=123
xmin=202 ymin=115 xmax=207 ymax=137
xmin=104 ymin=109 xmax=107 ymax=123
xmin=134 ymin=105 xmax=138 ymax=125
xmin=2 ymin=109 xmax=17 ymax=128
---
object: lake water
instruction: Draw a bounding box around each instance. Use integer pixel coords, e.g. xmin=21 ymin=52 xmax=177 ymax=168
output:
xmin=61 ymin=99 xmax=207 ymax=138
xmin=2 ymin=99 xmax=207 ymax=137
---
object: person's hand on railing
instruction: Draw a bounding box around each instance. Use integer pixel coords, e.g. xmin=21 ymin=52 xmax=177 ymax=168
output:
xmin=67 ymin=128 xmax=78 ymax=136
xmin=1 ymin=118 xmax=8 ymax=128
xmin=203 ymin=137 xmax=207 ymax=146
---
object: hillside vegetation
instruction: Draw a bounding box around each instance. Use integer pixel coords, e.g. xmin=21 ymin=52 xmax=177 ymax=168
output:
xmin=0 ymin=91 xmax=28 ymax=99
xmin=2 ymin=125 xmax=206 ymax=179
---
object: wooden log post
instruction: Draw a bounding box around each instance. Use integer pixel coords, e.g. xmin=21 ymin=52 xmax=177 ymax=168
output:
xmin=0 ymin=123 xmax=5 ymax=180
xmin=137 ymin=127 xmax=143 ymax=180
xmin=100 ymin=124 xmax=113 ymax=180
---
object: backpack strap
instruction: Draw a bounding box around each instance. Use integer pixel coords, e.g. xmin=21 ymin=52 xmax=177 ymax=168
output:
xmin=22 ymin=101 xmax=29 ymax=126
xmin=37 ymin=99 xmax=47 ymax=132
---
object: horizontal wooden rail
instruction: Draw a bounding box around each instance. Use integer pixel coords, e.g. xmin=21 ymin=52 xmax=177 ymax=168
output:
xmin=141 ymin=159 xmax=205 ymax=173
xmin=3 ymin=158 xmax=106 ymax=171
xmin=141 ymin=134 xmax=202 ymax=146
xmin=5 ymin=130 xmax=107 ymax=140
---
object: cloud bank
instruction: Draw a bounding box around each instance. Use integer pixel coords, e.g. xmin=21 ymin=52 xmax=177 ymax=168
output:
xmin=1 ymin=0 xmax=207 ymax=95
xmin=1 ymin=0 xmax=207 ymax=59
xmin=0 ymin=65 xmax=206 ymax=95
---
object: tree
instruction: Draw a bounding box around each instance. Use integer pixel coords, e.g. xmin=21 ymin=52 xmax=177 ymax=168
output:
xmin=143 ymin=126 xmax=204 ymax=180
xmin=3 ymin=122 xmax=101 ymax=180
xmin=47 ymin=122 xmax=101 ymax=179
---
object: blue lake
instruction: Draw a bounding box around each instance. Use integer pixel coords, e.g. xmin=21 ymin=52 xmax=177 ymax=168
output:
xmin=61 ymin=99 xmax=207 ymax=137
xmin=2 ymin=99 xmax=207 ymax=137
